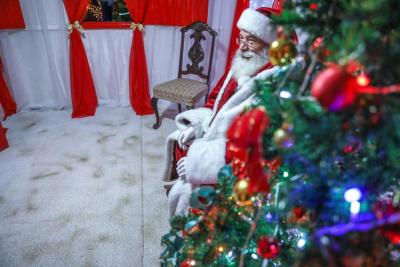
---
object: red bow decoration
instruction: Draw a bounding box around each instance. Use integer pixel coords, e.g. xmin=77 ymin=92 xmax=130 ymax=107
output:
xmin=225 ymin=107 xmax=271 ymax=194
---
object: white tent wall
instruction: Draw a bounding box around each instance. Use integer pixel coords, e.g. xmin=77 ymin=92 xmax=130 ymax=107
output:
xmin=0 ymin=0 xmax=236 ymax=111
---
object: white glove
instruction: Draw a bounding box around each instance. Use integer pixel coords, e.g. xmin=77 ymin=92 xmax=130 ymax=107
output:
xmin=176 ymin=157 xmax=186 ymax=180
xmin=177 ymin=127 xmax=195 ymax=149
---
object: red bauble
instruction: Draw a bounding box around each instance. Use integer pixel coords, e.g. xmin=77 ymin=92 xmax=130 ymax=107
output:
xmin=375 ymin=195 xmax=400 ymax=244
xmin=311 ymin=65 xmax=358 ymax=111
xmin=180 ymin=260 xmax=195 ymax=267
xmin=257 ymin=236 xmax=280 ymax=259
xmin=293 ymin=206 xmax=306 ymax=219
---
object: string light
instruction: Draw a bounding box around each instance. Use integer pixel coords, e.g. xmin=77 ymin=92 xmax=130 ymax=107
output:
xmin=87 ymin=0 xmax=103 ymax=21
xmin=344 ymin=188 xmax=362 ymax=203
xmin=357 ymin=72 xmax=371 ymax=87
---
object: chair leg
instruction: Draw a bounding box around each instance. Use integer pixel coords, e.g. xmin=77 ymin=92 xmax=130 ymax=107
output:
xmin=151 ymin=97 xmax=161 ymax=129
xmin=178 ymin=104 xmax=182 ymax=113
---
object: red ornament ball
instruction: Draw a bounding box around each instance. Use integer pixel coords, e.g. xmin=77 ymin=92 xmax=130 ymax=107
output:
xmin=180 ymin=259 xmax=196 ymax=267
xmin=309 ymin=3 xmax=318 ymax=10
xmin=257 ymin=236 xmax=280 ymax=259
xmin=311 ymin=65 xmax=358 ymax=111
xmin=375 ymin=195 xmax=400 ymax=244
xmin=293 ymin=206 xmax=306 ymax=219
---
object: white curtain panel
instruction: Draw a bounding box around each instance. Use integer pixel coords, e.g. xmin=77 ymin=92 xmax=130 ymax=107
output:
xmin=0 ymin=0 xmax=236 ymax=111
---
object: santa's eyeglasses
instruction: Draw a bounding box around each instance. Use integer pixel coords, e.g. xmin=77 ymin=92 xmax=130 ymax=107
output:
xmin=236 ymin=37 xmax=261 ymax=49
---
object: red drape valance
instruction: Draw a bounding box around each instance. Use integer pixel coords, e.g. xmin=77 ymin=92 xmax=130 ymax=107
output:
xmin=144 ymin=0 xmax=208 ymax=26
xmin=63 ymin=0 xmax=98 ymax=118
xmin=0 ymin=56 xmax=17 ymax=118
xmin=225 ymin=0 xmax=250 ymax=72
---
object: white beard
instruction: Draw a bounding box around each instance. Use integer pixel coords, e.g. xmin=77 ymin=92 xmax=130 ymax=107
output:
xmin=231 ymin=49 xmax=268 ymax=81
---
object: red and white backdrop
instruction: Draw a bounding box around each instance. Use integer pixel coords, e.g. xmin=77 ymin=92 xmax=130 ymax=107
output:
xmin=0 ymin=0 xmax=237 ymax=115
xmin=0 ymin=0 xmax=279 ymax=151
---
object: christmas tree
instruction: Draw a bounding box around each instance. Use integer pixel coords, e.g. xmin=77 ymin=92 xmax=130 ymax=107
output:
xmin=160 ymin=0 xmax=400 ymax=266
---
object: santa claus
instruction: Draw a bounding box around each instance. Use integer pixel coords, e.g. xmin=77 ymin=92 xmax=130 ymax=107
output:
xmin=163 ymin=8 xmax=279 ymax=216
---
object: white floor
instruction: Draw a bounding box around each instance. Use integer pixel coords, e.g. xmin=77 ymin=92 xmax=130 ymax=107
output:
xmin=0 ymin=106 xmax=177 ymax=267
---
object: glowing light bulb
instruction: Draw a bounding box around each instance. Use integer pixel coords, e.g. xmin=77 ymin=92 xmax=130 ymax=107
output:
xmin=344 ymin=188 xmax=362 ymax=203
xmin=279 ymin=90 xmax=292 ymax=99
xmin=350 ymin=201 xmax=361 ymax=215
xmin=357 ymin=73 xmax=370 ymax=87
xmin=251 ymin=253 xmax=259 ymax=259
xmin=297 ymin=238 xmax=306 ymax=249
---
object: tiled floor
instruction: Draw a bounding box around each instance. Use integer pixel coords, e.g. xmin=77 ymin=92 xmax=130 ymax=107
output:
xmin=0 ymin=106 xmax=177 ymax=267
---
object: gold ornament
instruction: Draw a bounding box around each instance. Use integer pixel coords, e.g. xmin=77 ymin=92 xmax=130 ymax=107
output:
xmin=234 ymin=179 xmax=252 ymax=206
xmin=272 ymin=126 xmax=294 ymax=149
xmin=269 ymin=39 xmax=297 ymax=66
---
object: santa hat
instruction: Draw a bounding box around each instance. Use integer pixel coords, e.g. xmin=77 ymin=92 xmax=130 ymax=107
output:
xmin=237 ymin=7 xmax=298 ymax=45
xmin=237 ymin=8 xmax=276 ymax=44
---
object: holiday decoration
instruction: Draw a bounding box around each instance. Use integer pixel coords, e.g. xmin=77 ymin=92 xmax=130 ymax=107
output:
xmin=256 ymin=236 xmax=280 ymax=259
xmin=311 ymin=64 xmax=358 ymax=111
xmin=233 ymin=179 xmax=252 ymax=206
xmin=226 ymin=107 xmax=270 ymax=194
xmin=269 ymin=38 xmax=297 ymax=66
xmin=112 ymin=0 xmax=131 ymax=22
xmin=161 ymin=0 xmax=400 ymax=266
xmin=272 ymin=122 xmax=294 ymax=149
xmin=86 ymin=0 xmax=103 ymax=21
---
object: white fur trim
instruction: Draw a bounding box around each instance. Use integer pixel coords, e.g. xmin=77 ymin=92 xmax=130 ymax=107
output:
xmin=185 ymin=138 xmax=226 ymax=185
xmin=175 ymin=108 xmax=213 ymax=138
xmin=238 ymin=76 xmax=251 ymax=87
xmin=209 ymin=71 xmax=234 ymax=122
xmin=168 ymin=179 xmax=192 ymax=216
xmin=237 ymin=8 xmax=275 ymax=44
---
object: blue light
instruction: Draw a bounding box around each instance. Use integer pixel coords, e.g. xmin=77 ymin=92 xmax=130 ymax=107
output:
xmin=344 ymin=188 xmax=362 ymax=203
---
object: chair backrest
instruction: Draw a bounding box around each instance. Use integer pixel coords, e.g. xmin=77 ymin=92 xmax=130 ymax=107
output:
xmin=178 ymin=21 xmax=217 ymax=93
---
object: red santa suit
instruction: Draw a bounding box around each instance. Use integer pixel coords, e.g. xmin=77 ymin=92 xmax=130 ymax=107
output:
xmin=163 ymin=64 xmax=277 ymax=215
xmin=171 ymin=62 xmax=273 ymax=174
xmin=164 ymin=7 xmax=279 ymax=215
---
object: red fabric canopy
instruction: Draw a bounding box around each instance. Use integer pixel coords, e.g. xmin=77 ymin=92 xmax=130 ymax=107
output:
xmin=144 ymin=0 xmax=208 ymax=26
xmin=0 ymin=56 xmax=17 ymax=118
xmin=63 ymin=0 xmax=98 ymax=118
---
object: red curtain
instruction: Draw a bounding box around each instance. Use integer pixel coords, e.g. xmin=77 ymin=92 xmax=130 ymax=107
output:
xmin=0 ymin=122 xmax=8 ymax=151
xmin=225 ymin=0 xmax=250 ymax=72
xmin=0 ymin=56 xmax=17 ymax=118
xmin=63 ymin=0 xmax=98 ymax=118
xmin=144 ymin=0 xmax=208 ymax=26
xmin=0 ymin=0 xmax=25 ymax=30
xmin=125 ymin=0 xmax=153 ymax=115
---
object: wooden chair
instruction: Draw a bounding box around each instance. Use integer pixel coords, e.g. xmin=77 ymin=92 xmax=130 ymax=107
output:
xmin=151 ymin=21 xmax=217 ymax=129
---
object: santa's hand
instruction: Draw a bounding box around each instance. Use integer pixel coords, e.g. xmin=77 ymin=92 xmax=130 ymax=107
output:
xmin=177 ymin=127 xmax=195 ymax=149
xmin=176 ymin=157 xmax=186 ymax=180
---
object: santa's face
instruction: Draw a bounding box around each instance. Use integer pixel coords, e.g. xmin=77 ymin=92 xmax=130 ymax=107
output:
xmin=237 ymin=30 xmax=268 ymax=55
xmin=231 ymin=31 xmax=269 ymax=81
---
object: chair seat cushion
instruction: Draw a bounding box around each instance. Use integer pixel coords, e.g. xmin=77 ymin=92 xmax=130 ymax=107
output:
xmin=153 ymin=78 xmax=208 ymax=107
